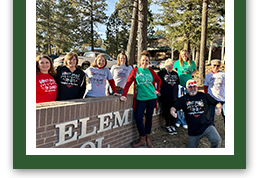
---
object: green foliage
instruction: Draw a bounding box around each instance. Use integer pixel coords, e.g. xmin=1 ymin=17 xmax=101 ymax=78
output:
xmin=104 ymin=7 xmax=130 ymax=57
xmin=154 ymin=0 xmax=225 ymax=51
xmin=36 ymin=0 xmax=107 ymax=55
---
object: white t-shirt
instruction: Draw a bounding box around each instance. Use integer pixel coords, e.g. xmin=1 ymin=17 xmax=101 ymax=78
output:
xmin=84 ymin=67 xmax=113 ymax=97
xmin=204 ymin=71 xmax=225 ymax=101
xmin=110 ymin=64 xmax=133 ymax=88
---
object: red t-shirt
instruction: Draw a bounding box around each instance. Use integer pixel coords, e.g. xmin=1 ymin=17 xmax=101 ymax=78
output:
xmin=36 ymin=72 xmax=58 ymax=103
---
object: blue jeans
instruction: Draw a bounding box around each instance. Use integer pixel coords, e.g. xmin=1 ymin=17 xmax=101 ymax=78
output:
xmin=134 ymin=99 xmax=157 ymax=136
xmin=210 ymin=101 xmax=225 ymax=125
xmin=176 ymin=85 xmax=187 ymax=126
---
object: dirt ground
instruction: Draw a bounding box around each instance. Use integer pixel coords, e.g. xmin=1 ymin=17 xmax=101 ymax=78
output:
xmin=125 ymin=63 xmax=225 ymax=148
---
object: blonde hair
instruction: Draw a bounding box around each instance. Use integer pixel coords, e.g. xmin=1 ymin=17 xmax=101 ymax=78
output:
xmin=91 ymin=54 xmax=107 ymax=68
xmin=36 ymin=55 xmax=56 ymax=77
xmin=117 ymin=52 xmax=129 ymax=66
xmin=179 ymin=50 xmax=192 ymax=67
xmin=165 ymin=59 xmax=174 ymax=66
xmin=64 ymin=52 xmax=78 ymax=66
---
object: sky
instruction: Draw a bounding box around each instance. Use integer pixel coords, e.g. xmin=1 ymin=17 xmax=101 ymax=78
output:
xmin=98 ymin=0 xmax=162 ymax=40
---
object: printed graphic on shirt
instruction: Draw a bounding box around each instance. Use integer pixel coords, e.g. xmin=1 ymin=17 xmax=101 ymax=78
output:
xmin=115 ymin=67 xmax=128 ymax=78
xmin=137 ymin=72 xmax=152 ymax=86
xmin=39 ymin=78 xmax=57 ymax=92
xmin=186 ymin=99 xmax=204 ymax=117
xmin=60 ymin=71 xmax=81 ymax=88
xmin=164 ymin=74 xmax=178 ymax=84
xmin=91 ymin=71 xmax=106 ymax=86
xmin=179 ymin=64 xmax=193 ymax=74
xmin=208 ymin=76 xmax=224 ymax=90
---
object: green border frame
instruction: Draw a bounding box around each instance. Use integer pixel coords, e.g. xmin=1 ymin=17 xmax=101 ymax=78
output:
xmin=13 ymin=0 xmax=245 ymax=169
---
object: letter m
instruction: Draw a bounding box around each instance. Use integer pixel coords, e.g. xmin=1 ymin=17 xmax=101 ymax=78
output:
xmin=112 ymin=108 xmax=133 ymax=129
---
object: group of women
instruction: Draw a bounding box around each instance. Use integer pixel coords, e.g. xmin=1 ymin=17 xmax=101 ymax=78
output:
xmin=36 ymin=49 xmax=196 ymax=148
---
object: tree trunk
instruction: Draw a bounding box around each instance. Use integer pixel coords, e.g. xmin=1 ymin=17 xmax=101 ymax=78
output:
xmin=207 ymin=40 xmax=213 ymax=65
xmin=126 ymin=0 xmax=138 ymax=66
xmin=192 ymin=47 xmax=196 ymax=61
xmin=199 ymin=0 xmax=208 ymax=86
xmin=221 ymin=35 xmax=225 ymax=64
xmin=90 ymin=0 xmax=94 ymax=51
xmin=184 ymin=41 xmax=190 ymax=54
xmin=171 ymin=38 xmax=174 ymax=61
xmin=184 ymin=2 xmax=192 ymax=54
xmin=137 ymin=0 xmax=148 ymax=67
xmin=195 ymin=47 xmax=200 ymax=71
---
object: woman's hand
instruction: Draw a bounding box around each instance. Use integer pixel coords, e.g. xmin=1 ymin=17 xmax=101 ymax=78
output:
xmin=113 ymin=93 xmax=121 ymax=96
xmin=120 ymin=96 xmax=127 ymax=101
xmin=155 ymin=90 xmax=161 ymax=96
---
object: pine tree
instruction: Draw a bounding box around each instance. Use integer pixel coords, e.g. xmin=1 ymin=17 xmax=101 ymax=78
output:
xmin=126 ymin=0 xmax=138 ymax=66
xmin=199 ymin=0 xmax=208 ymax=86
xmin=74 ymin=0 xmax=108 ymax=51
xmin=137 ymin=0 xmax=148 ymax=66
xmin=36 ymin=0 xmax=57 ymax=55
xmin=154 ymin=0 xmax=224 ymax=56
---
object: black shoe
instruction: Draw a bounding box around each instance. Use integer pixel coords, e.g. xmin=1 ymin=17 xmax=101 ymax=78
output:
xmin=170 ymin=126 xmax=177 ymax=135
xmin=166 ymin=126 xmax=175 ymax=135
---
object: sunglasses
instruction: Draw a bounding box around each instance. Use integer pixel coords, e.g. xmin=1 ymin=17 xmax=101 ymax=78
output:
xmin=213 ymin=65 xmax=220 ymax=67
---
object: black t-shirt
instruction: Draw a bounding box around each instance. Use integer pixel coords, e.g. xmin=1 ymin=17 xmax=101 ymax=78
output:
xmin=158 ymin=69 xmax=179 ymax=102
xmin=173 ymin=92 xmax=218 ymax=136
xmin=56 ymin=66 xmax=86 ymax=100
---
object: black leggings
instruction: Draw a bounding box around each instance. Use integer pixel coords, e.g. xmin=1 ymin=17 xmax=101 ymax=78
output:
xmin=160 ymin=100 xmax=176 ymax=126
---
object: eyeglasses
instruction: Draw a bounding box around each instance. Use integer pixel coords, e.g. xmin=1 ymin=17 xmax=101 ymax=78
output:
xmin=213 ymin=65 xmax=220 ymax=67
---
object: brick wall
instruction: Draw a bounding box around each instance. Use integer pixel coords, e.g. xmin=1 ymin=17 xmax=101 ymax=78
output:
xmin=36 ymin=95 xmax=164 ymax=148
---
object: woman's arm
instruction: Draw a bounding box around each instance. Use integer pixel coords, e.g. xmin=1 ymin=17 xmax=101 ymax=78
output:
xmin=121 ymin=68 xmax=136 ymax=97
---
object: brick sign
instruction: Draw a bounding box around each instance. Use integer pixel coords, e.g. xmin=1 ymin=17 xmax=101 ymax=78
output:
xmin=36 ymin=95 xmax=164 ymax=148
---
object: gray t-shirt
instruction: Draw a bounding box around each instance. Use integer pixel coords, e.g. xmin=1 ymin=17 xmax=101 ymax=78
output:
xmin=84 ymin=67 xmax=113 ymax=97
xmin=110 ymin=64 xmax=133 ymax=88
xmin=204 ymin=71 xmax=225 ymax=101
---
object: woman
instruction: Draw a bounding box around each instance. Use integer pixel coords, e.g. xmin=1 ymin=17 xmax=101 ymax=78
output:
xmin=173 ymin=49 xmax=196 ymax=129
xmin=109 ymin=52 xmax=133 ymax=94
xmin=204 ymin=59 xmax=225 ymax=125
xmin=120 ymin=50 xmax=161 ymax=148
xmin=36 ymin=55 xmax=57 ymax=103
xmin=84 ymin=54 xmax=119 ymax=97
xmin=158 ymin=59 xmax=179 ymax=135
xmin=56 ymin=52 xmax=86 ymax=100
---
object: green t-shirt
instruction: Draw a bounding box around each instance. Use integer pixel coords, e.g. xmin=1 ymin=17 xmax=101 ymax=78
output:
xmin=136 ymin=67 xmax=157 ymax=100
xmin=173 ymin=60 xmax=196 ymax=86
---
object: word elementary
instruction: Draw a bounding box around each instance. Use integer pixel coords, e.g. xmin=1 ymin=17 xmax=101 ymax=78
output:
xmin=54 ymin=108 xmax=133 ymax=147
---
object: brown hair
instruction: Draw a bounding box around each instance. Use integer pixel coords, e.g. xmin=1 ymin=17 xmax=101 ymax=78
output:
xmin=179 ymin=49 xmax=192 ymax=67
xmin=91 ymin=53 xmax=107 ymax=68
xmin=36 ymin=55 xmax=56 ymax=77
xmin=140 ymin=50 xmax=150 ymax=59
xmin=116 ymin=52 xmax=129 ymax=66
xmin=64 ymin=52 xmax=78 ymax=66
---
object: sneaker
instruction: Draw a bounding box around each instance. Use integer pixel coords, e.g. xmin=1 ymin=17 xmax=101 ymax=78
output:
xmin=165 ymin=126 xmax=174 ymax=135
xmin=170 ymin=126 xmax=177 ymax=135
xmin=175 ymin=123 xmax=180 ymax=128
xmin=183 ymin=125 xmax=188 ymax=129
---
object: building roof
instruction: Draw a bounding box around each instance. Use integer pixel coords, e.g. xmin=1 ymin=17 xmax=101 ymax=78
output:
xmin=147 ymin=46 xmax=171 ymax=51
